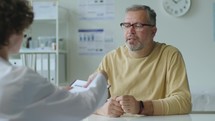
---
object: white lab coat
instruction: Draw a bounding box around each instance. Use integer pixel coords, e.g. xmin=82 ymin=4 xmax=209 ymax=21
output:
xmin=0 ymin=58 xmax=108 ymax=121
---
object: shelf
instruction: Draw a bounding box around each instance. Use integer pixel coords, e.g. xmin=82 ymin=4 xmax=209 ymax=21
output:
xmin=15 ymin=0 xmax=69 ymax=86
xmin=20 ymin=48 xmax=67 ymax=54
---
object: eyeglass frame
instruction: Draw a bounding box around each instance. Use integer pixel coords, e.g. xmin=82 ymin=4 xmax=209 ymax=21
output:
xmin=120 ymin=22 xmax=155 ymax=31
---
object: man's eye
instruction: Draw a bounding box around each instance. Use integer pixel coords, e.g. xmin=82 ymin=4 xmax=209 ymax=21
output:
xmin=124 ymin=24 xmax=131 ymax=27
xmin=135 ymin=24 xmax=143 ymax=27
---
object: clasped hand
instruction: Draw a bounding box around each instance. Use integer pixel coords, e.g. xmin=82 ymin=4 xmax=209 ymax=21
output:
xmin=98 ymin=95 xmax=140 ymax=117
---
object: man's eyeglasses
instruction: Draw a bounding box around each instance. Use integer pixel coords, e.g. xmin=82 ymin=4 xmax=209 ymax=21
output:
xmin=120 ymin=23 xmax=154 ymax=31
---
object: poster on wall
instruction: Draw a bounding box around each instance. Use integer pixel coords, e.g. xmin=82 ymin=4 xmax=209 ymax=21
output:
xmin=78 ymin=29 xmax=114 ymax=55
xmin=78 ymin=0 xmax=115 ymax=20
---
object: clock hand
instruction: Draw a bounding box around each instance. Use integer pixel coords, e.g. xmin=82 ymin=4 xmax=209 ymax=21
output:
xmin=172 ymin=0 xmax=182 ymax=4
xmin=172 ymin=0 xmax=178 ymax=4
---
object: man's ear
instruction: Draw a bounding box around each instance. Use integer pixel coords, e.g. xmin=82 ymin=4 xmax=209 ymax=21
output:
xmin=151 ymin=26 xmax=157 ymax=37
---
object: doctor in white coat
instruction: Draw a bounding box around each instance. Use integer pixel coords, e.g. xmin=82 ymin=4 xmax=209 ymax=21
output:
xmin=0 ymin=0 xmax=108 ymax=121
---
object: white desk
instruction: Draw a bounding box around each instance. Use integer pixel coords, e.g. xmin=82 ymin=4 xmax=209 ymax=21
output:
xmin=83 ymin=113 xmax=215 ymax=121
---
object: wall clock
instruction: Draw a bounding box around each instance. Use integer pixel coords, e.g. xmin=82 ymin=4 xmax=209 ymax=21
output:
xmin=162 ymin=0 xmax=191 ymax=17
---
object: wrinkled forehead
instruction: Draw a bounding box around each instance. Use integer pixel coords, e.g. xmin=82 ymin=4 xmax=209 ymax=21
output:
xmin=124 ymin=10 xmax=149 ymax=23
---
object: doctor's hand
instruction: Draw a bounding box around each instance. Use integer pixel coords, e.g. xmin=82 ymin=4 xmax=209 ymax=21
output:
xmin=64 ymin=86 xmax=72 ymax=90
xmin=84 ymin=70 xmax=108 ymax=88
xmin=116 ymin=95 xmax=140 ymax=114
xmin=95 ymin=96 xmax=124 ymax=117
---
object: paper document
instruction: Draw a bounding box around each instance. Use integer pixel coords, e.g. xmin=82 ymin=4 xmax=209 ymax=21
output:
xmin=69 ymin=80 xmax=88 ymax=93
xmin=69 ymin=73 xmax=110 ymax=93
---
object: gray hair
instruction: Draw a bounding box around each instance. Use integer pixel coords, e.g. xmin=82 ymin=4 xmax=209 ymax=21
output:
xmin=126 ymin=5 xmax=156 ymax=26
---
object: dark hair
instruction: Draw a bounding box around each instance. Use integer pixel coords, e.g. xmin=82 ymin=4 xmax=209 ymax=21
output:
xmin=0 ymin=0 xmax=34 ymax=48
xmin=126 ymin=5 xmax=156 ymax=26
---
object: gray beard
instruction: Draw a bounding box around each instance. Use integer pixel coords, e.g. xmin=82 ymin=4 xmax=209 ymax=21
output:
xmin=126 ymin=43 xmax=144 ymax=51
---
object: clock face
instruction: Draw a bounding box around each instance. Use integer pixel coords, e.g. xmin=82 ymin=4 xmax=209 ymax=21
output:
xmin=162 ymin=0 xmax=191 ymax=17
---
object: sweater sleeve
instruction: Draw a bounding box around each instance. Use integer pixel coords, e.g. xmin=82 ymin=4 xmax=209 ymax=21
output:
xmin=152 ymin=51 xmax=192 ymax=115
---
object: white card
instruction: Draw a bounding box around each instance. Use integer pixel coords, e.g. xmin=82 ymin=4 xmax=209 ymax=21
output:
xmin=69 ymin=80 xmax=87 ymax=93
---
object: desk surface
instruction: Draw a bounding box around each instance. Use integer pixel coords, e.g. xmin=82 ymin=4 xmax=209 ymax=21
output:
xmin=83 ymin=113 xmax=215 ymax=121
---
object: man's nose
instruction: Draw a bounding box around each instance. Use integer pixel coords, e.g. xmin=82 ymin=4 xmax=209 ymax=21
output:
xmin=128 ymin=26 xmax=136 ymax=33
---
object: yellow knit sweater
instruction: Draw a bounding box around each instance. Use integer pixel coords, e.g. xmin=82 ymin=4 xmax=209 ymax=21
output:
xmin=97 ymin=42 xmax=191 ymax=115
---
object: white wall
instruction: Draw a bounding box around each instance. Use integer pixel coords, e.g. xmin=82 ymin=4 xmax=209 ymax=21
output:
xmin=36 ymin=0 xmax=215 ymax=95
